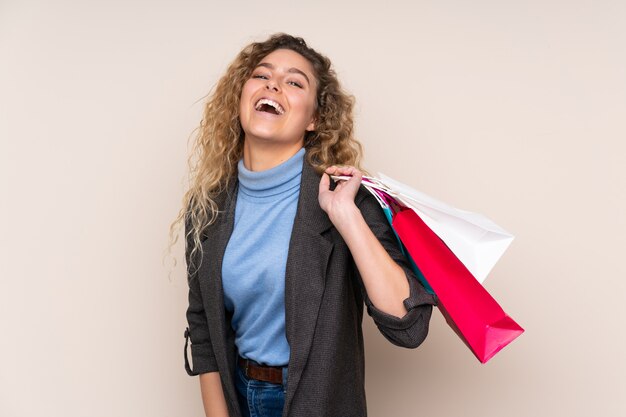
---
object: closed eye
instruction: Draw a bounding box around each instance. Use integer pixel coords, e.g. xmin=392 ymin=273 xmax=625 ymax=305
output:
xmin=288 ymin=80 xmax=303 ymax=88
xmin=252 ymin=74 xmax=268 ymax=80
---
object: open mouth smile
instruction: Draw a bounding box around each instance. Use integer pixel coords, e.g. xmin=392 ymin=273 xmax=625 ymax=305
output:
xmin=254 ymin=98 xmax=285 ymax=115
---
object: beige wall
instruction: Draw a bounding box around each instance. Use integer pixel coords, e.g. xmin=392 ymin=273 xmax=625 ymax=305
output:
xmin=1 ymin=0 xmax=624 ymax=416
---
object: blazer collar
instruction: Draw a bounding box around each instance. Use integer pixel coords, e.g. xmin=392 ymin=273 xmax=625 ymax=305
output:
xmin=293 ymin=152 xmax=333 ymax=234
xmin=217 ymin=150 xmax=334 ymax=232
xmin=205 ymin=148 xmax=333 ymax=235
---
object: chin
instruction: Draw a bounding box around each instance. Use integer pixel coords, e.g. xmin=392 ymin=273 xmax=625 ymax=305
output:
xmin=245 ymin=128 xmax=279 ymax=142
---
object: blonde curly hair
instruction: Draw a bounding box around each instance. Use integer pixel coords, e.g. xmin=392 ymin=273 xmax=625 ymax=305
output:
xmin=169 ymin=33 xmax=363 ymax=276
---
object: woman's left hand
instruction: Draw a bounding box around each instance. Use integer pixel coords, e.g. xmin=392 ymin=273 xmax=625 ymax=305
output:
xmin=318 ymin=165 xmax=363 ymax=225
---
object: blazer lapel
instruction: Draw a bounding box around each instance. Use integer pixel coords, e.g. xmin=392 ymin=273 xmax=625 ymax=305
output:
xmin=284 ymin=160 xmax=334 ymax=413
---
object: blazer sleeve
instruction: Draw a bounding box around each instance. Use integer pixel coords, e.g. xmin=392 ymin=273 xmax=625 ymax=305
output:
xmin=354 ymin=187 xmax=438 ymax=349
xmin=184 ymin=215 xmax=219 ymax=375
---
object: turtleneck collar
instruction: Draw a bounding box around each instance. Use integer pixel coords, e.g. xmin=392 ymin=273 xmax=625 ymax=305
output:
xmin=237 ymin=147 xmax=305 ymax=199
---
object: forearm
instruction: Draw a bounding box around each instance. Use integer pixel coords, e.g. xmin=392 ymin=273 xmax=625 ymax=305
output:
xmin=199 ymin=372 xmax=229 ymax=417
xmin=331 ymin=205 xmax=410 ymax=318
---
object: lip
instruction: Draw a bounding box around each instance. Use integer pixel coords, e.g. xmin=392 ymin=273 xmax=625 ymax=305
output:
xmin=253 ymin=96 xmax=286 ymax=116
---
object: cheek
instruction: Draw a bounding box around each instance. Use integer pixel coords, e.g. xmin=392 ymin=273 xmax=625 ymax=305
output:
xmin=291 ymin=92 xmax=316 ymax=115
xmin=301 ymin=97 xmax=317 ymax=121
xmin=239 ymin=90 xmax=252 ymax=118
xmin=240 ymin=81 xmax=255 ymax=105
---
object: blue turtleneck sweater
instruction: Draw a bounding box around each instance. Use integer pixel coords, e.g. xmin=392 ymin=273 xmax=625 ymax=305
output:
xmin=221 ymin=148 xmax=305 ymax=366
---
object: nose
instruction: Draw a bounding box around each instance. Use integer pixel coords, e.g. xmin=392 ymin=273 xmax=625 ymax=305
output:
xmin=265 ymin=80 xmax=279 ymax=92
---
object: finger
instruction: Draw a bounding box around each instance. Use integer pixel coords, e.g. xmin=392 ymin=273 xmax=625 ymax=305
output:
xmin=339 ymin=168 xmax=362 ymax=194
xmin=319 ymin=172 xmax=330 ymax=193
xmin=348 ymin=167 xmax=362 ymax=180
xmin=327 ymin=166 xmax=348 ymax=180
xmin=340 ymin=167 xmax=361 ymax=183
xmin=325 ymin=165 xmax=338 ymax=175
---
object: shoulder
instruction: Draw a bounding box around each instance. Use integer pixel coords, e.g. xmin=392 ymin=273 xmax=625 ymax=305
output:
xmin=354 ymin=184 xmax=385 ymax=220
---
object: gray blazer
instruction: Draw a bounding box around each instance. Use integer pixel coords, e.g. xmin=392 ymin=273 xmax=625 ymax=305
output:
xmin=184 ymin=155 xmax=436 ymax=417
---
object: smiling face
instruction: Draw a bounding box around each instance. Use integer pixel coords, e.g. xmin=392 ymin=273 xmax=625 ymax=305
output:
xmin=239 ymin=49 xmax=318 ymax=150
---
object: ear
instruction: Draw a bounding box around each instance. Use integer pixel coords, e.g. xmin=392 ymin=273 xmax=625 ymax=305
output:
xmin=305 ymin=116 xmax=316 ymax=132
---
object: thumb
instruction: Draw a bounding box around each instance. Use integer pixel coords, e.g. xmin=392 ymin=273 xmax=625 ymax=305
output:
xmin=319 ymin=172 xmax=330 ymax=194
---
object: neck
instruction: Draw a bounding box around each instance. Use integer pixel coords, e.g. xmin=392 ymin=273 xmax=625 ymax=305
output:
xmin=243 ymin=138 xmax=304 ymax=172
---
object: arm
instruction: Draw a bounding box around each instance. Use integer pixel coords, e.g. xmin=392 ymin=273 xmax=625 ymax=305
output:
xmin=183 ymin=216 xmax=228 ymax=415
xmin=184 ymin=214 xmax=219 ymax=374
xmin=200 ymin=372 xmax=229 ymax=417
xmin=319 ymin=166 xmax=436 ymax=347
xmin=329 ymin=199 xmax=410 ymax=317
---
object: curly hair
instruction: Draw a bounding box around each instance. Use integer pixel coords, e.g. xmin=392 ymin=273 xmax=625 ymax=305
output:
xmin=168 ymin=33 xmax=363 ymax=277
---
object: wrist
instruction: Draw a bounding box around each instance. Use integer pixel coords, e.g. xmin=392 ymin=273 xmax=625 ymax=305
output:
xmin=328 ymin=203 xmax=362 ymax=232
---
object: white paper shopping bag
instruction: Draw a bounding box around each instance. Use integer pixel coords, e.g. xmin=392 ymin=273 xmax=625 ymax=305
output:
xmin=376 ymin=173 xmax=514 ymax=283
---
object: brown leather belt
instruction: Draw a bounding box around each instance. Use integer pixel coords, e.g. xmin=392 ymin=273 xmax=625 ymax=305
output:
xmin=238 ymin=356 xmax=285 ymax=385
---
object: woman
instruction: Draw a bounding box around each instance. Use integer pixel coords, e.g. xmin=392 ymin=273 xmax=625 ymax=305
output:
xmin=175 ymin=33 xmax=436 ymax=417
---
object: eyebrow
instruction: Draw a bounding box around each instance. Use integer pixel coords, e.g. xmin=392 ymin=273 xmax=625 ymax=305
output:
xmin=256 ymin=62 xmax=311 ymax=85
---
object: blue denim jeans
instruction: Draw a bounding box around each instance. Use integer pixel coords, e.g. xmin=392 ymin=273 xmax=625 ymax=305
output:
xmin=235 ymin=360 xmax=288 ymax=417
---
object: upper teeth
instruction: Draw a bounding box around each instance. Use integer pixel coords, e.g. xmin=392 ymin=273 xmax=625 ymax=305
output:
xmin=255 ymin=98 xmax=285 ymax=115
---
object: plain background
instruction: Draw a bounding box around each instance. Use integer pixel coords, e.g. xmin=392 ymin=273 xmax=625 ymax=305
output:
xmin=1 ymin=1 xmax=624 ymax=416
